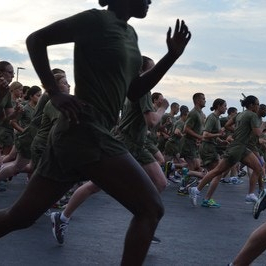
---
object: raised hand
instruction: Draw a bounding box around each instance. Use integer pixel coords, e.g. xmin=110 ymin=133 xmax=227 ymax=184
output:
xmin=166 ymin=19 xmax=191 ymax=59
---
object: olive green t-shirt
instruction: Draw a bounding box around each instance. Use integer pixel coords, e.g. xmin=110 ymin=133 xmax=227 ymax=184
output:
xmin=232 ymin=110 xmax=261 ymax=145
xmin=35 ymin=100 xmax=60 ymax=140
xmin=183 ymin=107 xmax=205 ymax=140
xmin=65 ymin=9 xmax=142 ymax=129
xmin=118 ymin=92 xmax=154 ymax=145
xmin=203 ymin=112 xmax=221 ymax=144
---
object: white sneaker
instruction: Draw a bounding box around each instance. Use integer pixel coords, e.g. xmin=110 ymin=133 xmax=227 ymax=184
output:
xmin=189 ymin=187 xmax=199 ymax=206
xmin=245 ymin=193 xmax=258 ymax=204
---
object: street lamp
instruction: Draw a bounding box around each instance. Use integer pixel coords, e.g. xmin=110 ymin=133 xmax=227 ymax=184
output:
xmin=16 ymin=67 xmax=25 ymax=81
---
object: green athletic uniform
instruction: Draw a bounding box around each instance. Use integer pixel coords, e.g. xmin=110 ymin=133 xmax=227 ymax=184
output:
xmin=117 ymin=92 xmax=156 ymax=165
xmin=15 ymin=94 xmax=50 ymax=159
xmin=180 ymin=107 xmax=205 ymax=160
xmin=36 ymin=9 xmax=142 ymax=182
xmin=223 ymin=110 xmax=261 ymax=166
xmin=199 ymin=113 xmax=221 ymax=167
xmin=31 ymin=100 xmax=60 ymax=169
xmin=0 ymin=92 xmax=14 ymax=148
xmin=164 ymin=119 xmax=185 ymax=157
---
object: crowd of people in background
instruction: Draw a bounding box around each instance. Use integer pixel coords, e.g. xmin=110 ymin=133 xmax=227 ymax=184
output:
xmin=0 ymin=0 xmax=266 ymax=265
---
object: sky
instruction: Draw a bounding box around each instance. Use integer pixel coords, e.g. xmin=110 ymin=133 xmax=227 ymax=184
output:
xmin=1 ymin=0 xmax=266 ymax=116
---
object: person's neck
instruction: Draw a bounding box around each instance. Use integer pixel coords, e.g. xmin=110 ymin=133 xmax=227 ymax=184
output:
xmin=108 ymin=4 xmax=130 ymax=21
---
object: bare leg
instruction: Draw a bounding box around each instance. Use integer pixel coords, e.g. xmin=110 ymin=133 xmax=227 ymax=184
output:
xmin=242 ymin=153 xmax=263 ymax=194
xmin=63 ymin=181 xmax=101 ymax=218
xmin=0 ymin=172 xmax=74 ymax=237
xmin=83 ymin=153 xmax=164 ymax=266
xmin=0 ymin=154 xmax=29 ymax=181
xmin=2 ymin=146 xmax=17 ymax=163
xmin=197 ymin=159 xmax=230 ymax=191
xmin=142 ymin=161 xmax=167 ymax=193
xmin=233 ymin=222 xmax=266 ymax=265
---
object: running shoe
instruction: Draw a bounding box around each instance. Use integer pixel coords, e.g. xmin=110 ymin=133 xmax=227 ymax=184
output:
xmin=201 ymin=199 xmax=220 ymax=208
xmin=188 ymin=187 xmax=199 ymax=206
xmin=168 ymin=175 xmax=180 ymax=183
xmin=151 ymin=236 xmax=161 ymax=244
xmin=51 ymin=212 xmax=68 ymax=244
xmin=177 ymin=187 xmax=189 ymax=196
xmin=253 ymin=189 xmax=266 ymax=219
xmin=238 ymin=169 xmax=247 ymax=177
xmin=245 ymin=193 xmax=258 ymax=204
xmin=228 ymin=177 xmax=243 ymax=185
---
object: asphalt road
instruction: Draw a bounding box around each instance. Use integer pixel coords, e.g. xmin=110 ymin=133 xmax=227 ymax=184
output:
xmin=0 ymin=173 xmax=266 ymax=266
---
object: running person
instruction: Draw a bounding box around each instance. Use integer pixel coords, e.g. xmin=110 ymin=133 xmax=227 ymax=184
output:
xmin=198 ymin=98 xmax=227 ymax=207
xmin=189 ymin=95 xmax=266 ymax=206
xmin=0 ymin=1 xmax=191 ymax=265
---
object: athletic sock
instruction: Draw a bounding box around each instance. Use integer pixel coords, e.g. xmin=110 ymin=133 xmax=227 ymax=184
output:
xmin=60 ymin=212 xmax=70 ymax=223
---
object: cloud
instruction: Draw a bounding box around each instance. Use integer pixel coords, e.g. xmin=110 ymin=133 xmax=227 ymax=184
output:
xmin=0 ymin=47 xmax=28 ymax=63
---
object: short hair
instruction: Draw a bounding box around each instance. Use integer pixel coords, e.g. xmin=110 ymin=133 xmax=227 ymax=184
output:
xmin=0 ymin=61 xmax=12 ymax=72
xmin=171 ymin=102 xmax=179 ymax=109
xmin=51 ymin=68 xmax=65 ymax=75
xmin=227 ymin=107 xmax=237 ymax=115
xmin=180 ymin=105 xmax=189 ymax=116
xmin=192 ymin=92 xmax=204 ymax=103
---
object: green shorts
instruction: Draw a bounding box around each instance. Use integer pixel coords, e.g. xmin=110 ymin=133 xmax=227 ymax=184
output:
xmin=36 ymin=108 xmax=128 ymax=183
xmin=144 ymin=138 xmax=159 ymax=156
xmin=0 ymin=126 xmax=14 ymax=148
xmin=222 ymin=142 xmax=251 ymax=166
xmin=199 ymin=142 xmax=219 ymax=167
xmin=164 ymin=140 xmax=180 ymax=157
xmin=15 ymin=125 xmax=38 ymax=159
xmin=30 ymin=135 xmax=47 ymax=170
xmin=180 ymin=137 xmax=199 ymax=160
xmin=117 ymin=134 xmax=156 ymax=165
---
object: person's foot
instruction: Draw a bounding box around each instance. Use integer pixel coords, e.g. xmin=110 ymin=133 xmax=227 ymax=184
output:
xmin=253 ymin=189 xmax=266 ymax=219
xmin=201 ymin=198 xmax=220 ymax=208
xmin=177 ymin=187 xmax=189 ymax=196
xmin=245 ymin=193 xmax=258 ymax=204
xmin=151 ymin=236 xmax=161 ymax=244
xmin=51 ymin=212 xmax=69 ymax=244
xmin=188 ymin=187 xmax=199 ymax=206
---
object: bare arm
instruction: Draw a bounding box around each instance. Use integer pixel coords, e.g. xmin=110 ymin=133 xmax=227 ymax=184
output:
xmin=144 ymin=98 xmax=169 ymax=128
xmin=127 ymin=19 xmax=191 ymax=101
xmin=26 ymin=19 xmax=81 ymax=122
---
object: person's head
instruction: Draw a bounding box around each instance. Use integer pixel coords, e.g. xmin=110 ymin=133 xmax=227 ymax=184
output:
xmin=227 ymin=107 xmax=238 ymax=116
xmin=151 ymin=92 xmax=163 ymax=106
xmin=0 ymin=61 xmax=14 ymax=84
xmin=140 ymin=56 xmax=155 ymax=74
xmin=99 ymin=0 xmax=151 ymax=19
xmin=193 ymin=92 xmax=205 ymax=109
xmin=54 ymin=73 xmax=70 ymax=94
xmin=51 ymin=68 xmax=66 ymax=76
xmin=25 ymin=85 xmax=42 ymax=105
xmin=210 ymin=98 xmax=227 ymax=115
xmin=180 ymin=105 xmax=189 ymax=117
xmin=170 ymin=102 xmax=180 ymax=115
xmin=258 ymin=104 xmax=266 ymax=118
xmin=9 ymin=81 xmax=23 ymax=99
xmin=22 ymin=86 xmax=30 ymax=100
xmin=241 ymin=95 xmax=259 ymax=113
